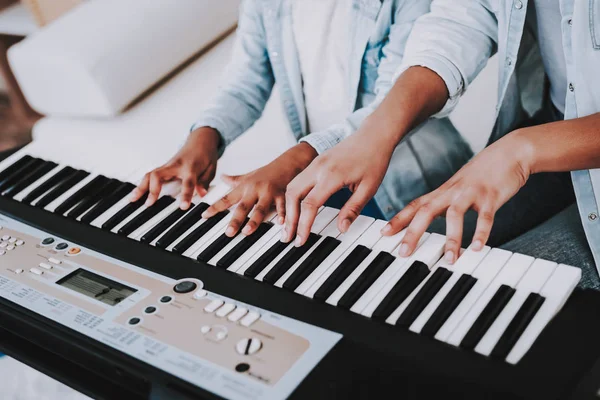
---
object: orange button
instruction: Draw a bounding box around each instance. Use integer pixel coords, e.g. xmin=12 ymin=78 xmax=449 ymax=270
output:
xmin=67 ymin=247 xmax=81 ymax=255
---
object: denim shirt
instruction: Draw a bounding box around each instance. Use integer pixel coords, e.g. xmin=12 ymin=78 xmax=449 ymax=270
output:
xmin=396 ymin=0 xmax=600 ymax=271
xmin=192 ymin=0 xmax=473 ymax=219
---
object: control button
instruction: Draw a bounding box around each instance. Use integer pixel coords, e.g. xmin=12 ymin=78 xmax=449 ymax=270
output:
xmin=41 ymin=237 xmax=55 ymax=246
xmin=55 ymin=242 xmax=69 ymax=251
xmin=0 ymin=242 xmax=7 ymax=248
xmin=14 ymin=269 xmax=23 ymax=274
xmin=173 ymin=281 xmax=197 ymax=294
xmin=38 ymin=263 xmax=53 ymax=270
xmin=30 ymin=268 xmax=43 ymax=276
xmin=240 ymin=311 xmax=261 ymax=327
xmin=215 ymin=331 xmax=228 ymax=341
xmin=235 ymin=338 xmax=263 ymax=356
xmin=159 ymin=295 xmax=172 ymax=304
xmin=6 ymin=245 xmax=14 ymax=251
xmin=67 ymin=247 xmax=81 ymax=256
xmin=228 ymin=307 xmax=248 ymax=323
xmin=235 ymin=363 xmax=250 ymax=373
xmin=216 ymin=303 xmax=236 ymax=318
xmin=193 ymin=290 xmax=207 ymax=300
xmin=200 ymin=325 xmax=211 ymax=334
xmin=128 ymin=317 xmax=141 ymax=326
xmin=204 ymin=299 xmax=224 ymax=313
xmin=0 ymin=250 xmax=5 ymax=256
xmin=48 ymin=258 xmax=62 ymax=265
xmin=144 ymin=306 xmax=157 ymax=314
xmin=1 ymin=235 xmax=10 ymax=241
xmin=8 ymin=237 xmax=16 ymax=243
xmin=15 ymin=240 xmax=24 ymax=246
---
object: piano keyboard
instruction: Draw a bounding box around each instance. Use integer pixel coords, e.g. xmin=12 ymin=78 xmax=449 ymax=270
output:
xmin=0 ymin=145 xmax=582 ymax=365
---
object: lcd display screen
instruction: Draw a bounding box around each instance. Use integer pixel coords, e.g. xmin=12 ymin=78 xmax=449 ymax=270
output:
xmin=57 ymin=269 xmax=137 ymax=306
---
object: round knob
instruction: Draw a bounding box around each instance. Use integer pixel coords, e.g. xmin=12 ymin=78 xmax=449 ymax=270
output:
xmin=235 ymin=338 xmax=262 ymax=356
xmin=173 ymin=280 xmax=197 ymax=294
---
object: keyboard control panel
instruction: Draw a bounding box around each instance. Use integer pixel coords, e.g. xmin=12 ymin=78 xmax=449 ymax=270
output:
xmin=0 ymin=216 xmax=341 ymax=400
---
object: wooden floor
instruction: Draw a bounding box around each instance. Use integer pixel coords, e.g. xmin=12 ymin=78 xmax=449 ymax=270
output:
xmin=0 ymin=356 xmax=90 ymax=399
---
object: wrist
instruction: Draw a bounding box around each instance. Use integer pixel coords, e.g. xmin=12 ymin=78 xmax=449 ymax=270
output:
xmin=189 ymin=126 xmax=222 ymax=154
xmin=508 ymin=128 xmax=537 ymax=175
xmin=287 ymin=142 xmax=318 ymax=169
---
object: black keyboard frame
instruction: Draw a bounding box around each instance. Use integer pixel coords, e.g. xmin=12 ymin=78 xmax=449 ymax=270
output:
xmin=1 ymin=197 xmax=600 ymax=400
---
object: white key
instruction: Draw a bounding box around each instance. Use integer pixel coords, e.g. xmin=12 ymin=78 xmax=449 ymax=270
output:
xmin=436 ymin=248 xmax=512 ymax=342
xmin=185 ymin=213 xmax=234 ymax=258
xmin=129 ymin=201 xmax=180 ymax=240
xmin=111 ymin=200 xmax=149 ymax=233
xmin=255 ymin=209 xmax=338 ymax=281
xmin=13 ymin=163 xmax=65 ymax=202
xmin=446 ymin=253 xmax=534 ymax=347
xmin=43 ymin=173 xmax=98 ymax=213
xmin=408 ymin=245 xmax=492 ymax=334
xmin=474 ymin=258 xmax=557 ymax=356
xmin=371 ymin=227 xmax=407 ymax=252
xmin=506 ymin=264 xmax=580 ymax=364
xmin=227 ymin=307 xmax=248 ymax=322
xmin=358 ymin=233 xmax=446 ymax=317
xmin=91 ymin=196 xmax=132 ymax=228
xmin=229 ymin=224 xmax=283 ymax=274
xmin=215 ymin=303 xmax=236 ymax=318
xmin=148 ymin=195 xmax=205 ymax=246
xmin=296 ymin=217 xmax=379 ymax=296
xmin=231 ymin=223 xmax=284 ymax=274
xmin=203 ymin=299 xmax=224 ymax=313
xmin=240 ymin=311 xmax=261 ymax=327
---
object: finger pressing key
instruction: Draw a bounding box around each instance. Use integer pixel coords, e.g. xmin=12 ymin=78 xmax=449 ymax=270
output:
xmin=243 ymin=198 xmax=271 ymax=235
xmin=226 ymin=199 xmax=254 ymax=237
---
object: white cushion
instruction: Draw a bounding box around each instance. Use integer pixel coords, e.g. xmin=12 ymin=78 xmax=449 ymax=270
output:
xmin=8 ymin=0 xmax=240 ymax=117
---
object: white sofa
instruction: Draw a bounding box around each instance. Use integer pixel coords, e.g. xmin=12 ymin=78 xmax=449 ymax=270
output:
xmin=7 ymin=0 xmax=499 ymax=184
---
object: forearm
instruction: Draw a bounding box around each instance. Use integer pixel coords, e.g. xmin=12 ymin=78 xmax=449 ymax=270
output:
xmin=360 ymin=66 xmax=449 ymax=146
xmin=514 ymin=113 xmax=600 ymax=174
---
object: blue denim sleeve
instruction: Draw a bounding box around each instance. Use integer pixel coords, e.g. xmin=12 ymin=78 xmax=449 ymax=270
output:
xmin=190 ymin=0 xmax=275 ymax=157
xmin=300 ymin=0 xmax=431 ymax=154
xmin=392 ymin=0 xmax=499 ymax=118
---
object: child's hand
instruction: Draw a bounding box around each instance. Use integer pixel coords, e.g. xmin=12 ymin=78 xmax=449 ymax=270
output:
xmin=130 ymin=127 xmax=221 ymax=209
xmin=202 ymin=143 xmax=318 ymax=237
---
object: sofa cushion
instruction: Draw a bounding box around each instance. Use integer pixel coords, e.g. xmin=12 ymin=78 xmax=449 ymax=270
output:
xmin=8 ymin=0 xmax=239 ymax=117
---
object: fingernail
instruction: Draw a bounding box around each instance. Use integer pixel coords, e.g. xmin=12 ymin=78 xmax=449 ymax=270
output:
xmin=242 ymin=225 xmax=252 ymax=235
xmin=444 ymin=250 xmax=455 ymax=264
xmin=180 ymin=201 xmax=190 ymax=210
xmin=201 ymin=211 xmax=209 ymax=219
xmin=277 ymin=216 xmax=285 ymax=225
xmin=399 ymin=243 xmax=410 ymax=257
xmin=294 ymin=236 xmax=303 ymax=247
xmin=341 ymin=219 xmax=351 ymax=233
xmin=472 ymin=240 xmax=483 ymax=251
xmin=225 ymin=226 xmax=235 ymax=237
xmin=280 ymin=228 xmax=288 ymax=242
xmin=381 ymin=224 xmax=392 ymax=234
xmin=145 ymin=199 xmax=152 ymax=207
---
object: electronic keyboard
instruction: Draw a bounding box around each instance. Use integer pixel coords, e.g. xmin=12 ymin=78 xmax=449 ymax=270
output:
xmin=2 ymin=142 xmax=600 ymax=400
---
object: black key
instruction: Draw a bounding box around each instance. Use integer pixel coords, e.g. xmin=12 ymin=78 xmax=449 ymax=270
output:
xmin=22 ymin=166 xmax=76 ymax=204
xmin=140 ymin=204 xmax=194 ymax=244
xmin=313 ymin=245 xmax=372 ymax=303
xmin=372 ymin=261 xmax=430 ymax=321
xmin=54 ymin=175 xmax=110 ymax=215
xmin=0 ymin=157 xmax=45 ymax=193
xmin=460 ymin=284 xmax=516 ymax=350
xmin=117 ymin=196 xmax=175 ymax=236
xmin=244 ymin=240 xmax=289 ymax=278
xmin=283 ymin=236 xmax=341 ymax=291
xmin=197 ymin=218 xmax=249 ymax=263
xmin=66 ymin=178 xmax=122 ymax=220
xmin=263 ymin=233 xmax=321 ymax=285
xmin=395 ymin=267 xmax=453 ymax=328
xmin=101 ymin=192 xmax=149 ymax=231
xmin=490 ymin=293 xmax=545 ymax=359
xmin=2 ymin=161 xmax=57 ymax=198
xmin=337 ymin=251 xmax=396 ymax=310
xmin=171 ymin=211 xmax=229 ymax=255
xmin=155 ymin=202 xmax=209 ymax=249
xmin=217 ymin=222 xmax=273 ymax=269
xmin=420 ymin=274 xmax=478 ymax=337
xmin=35 ymin=170 xmax=90 ymax=209
xmin=0 ymin=155 xmax=33 ymax=183
xmin=79 ymin=182 xmax=135 ymax=224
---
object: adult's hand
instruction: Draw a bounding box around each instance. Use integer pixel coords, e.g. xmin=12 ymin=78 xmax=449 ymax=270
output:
xmin=130 ymin=127 xmax=221 ymax=210
xmin=202 ymin=143 xmax=318 ymax=237
xmin=382 ymin=131 xmax=535 ymax=263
